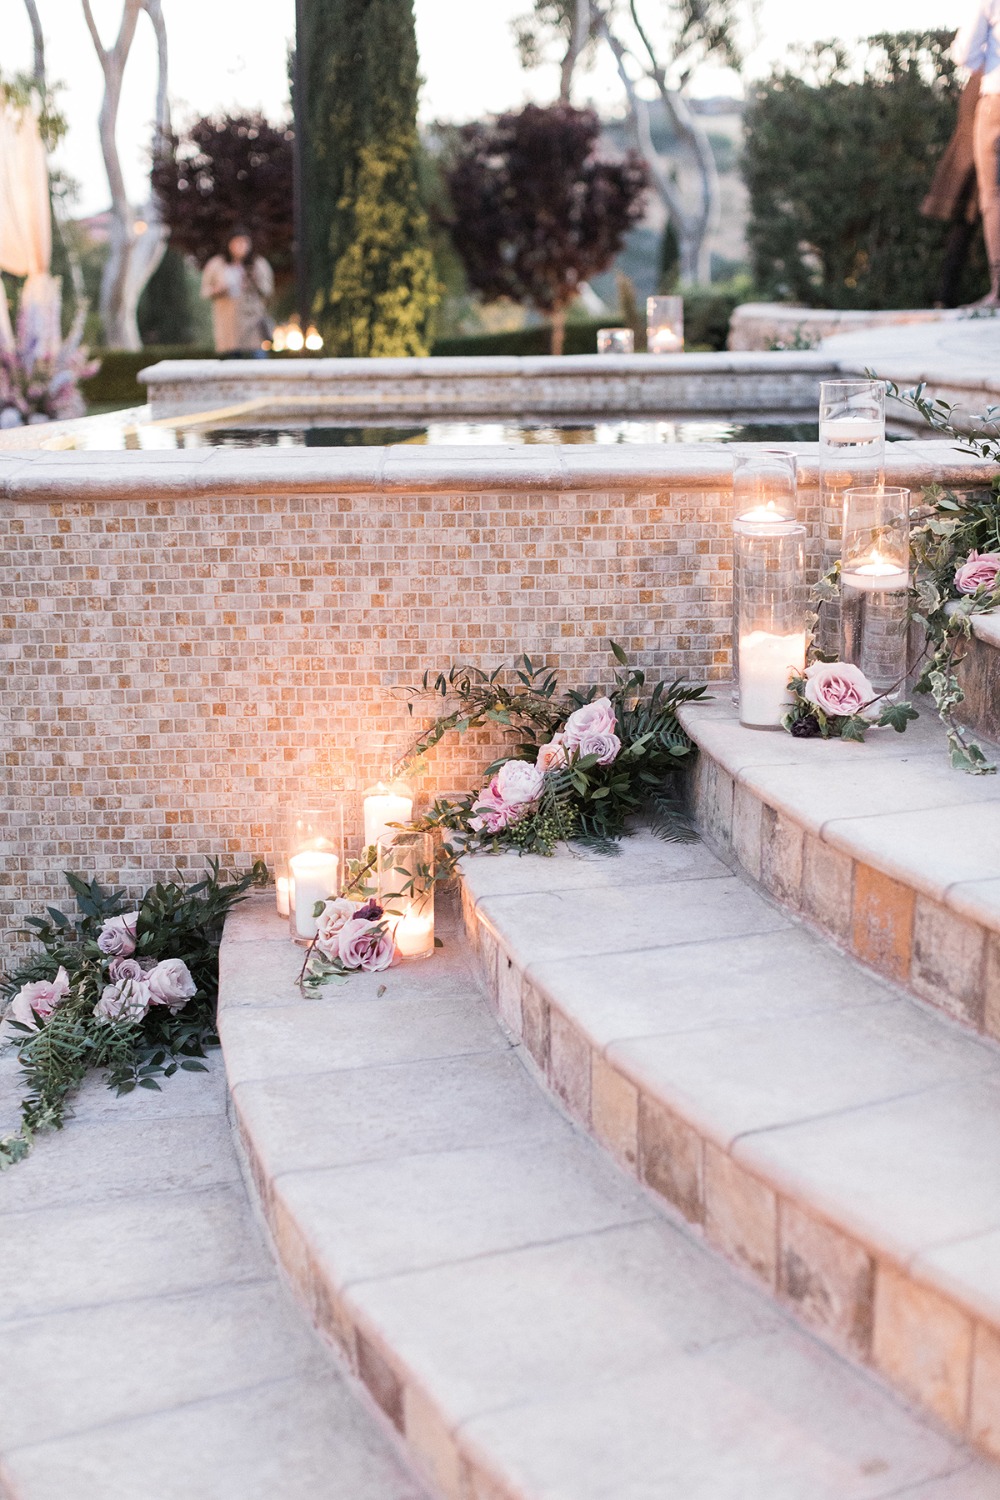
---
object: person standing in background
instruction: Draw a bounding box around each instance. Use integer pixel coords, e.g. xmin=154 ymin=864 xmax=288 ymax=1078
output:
xmin=921 ymin=72 xmax=981 ymax=306
xmin=201 ymin=229 xmax=275 ymax=356
xmin=954 ymin=1 xmax=1000 ymax=305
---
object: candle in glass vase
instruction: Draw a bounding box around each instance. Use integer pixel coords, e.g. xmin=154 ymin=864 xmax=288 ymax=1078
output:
xmin=276 ymin=875 xmax=291 ymax=919
xmin=363 ymin=782 xmax=413 ymax=848
xmin=738 ymin=630 xmax=806 ymax=728
xmin=391 ymin=905 xmax=435 ymax=960
xmin=289 ymin=850 xmax=338 ymax=939
xmin=819 ymin=417 xmax=883 ymax=446
xmin=648 ymin=327 xmax=683 ymax=354
xmin=841 ymin=551 xmax=909 ymax=593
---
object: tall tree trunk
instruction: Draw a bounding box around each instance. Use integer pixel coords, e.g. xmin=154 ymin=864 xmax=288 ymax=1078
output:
xmin=559 ymin=0 xmax=591 ymax=105
xmin=82 ymin=0 xmax=169 ymax=350
xmin=550 ymin=305 xmax=566 ymax=356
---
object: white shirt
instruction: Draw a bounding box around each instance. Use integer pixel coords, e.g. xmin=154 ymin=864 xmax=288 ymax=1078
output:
xmin=954 ymin=0 xmax=1000 ymax=94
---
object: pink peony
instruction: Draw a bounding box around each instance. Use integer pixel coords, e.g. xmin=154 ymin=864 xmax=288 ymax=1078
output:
xmin=314 ymin=897 xmax=359 ymax=959
xmin=94 ymin=976 xmax=151 ymax=1023
xmin=146 ymin=958 xmax=197 ymax=1011
xmin=96 ymin=912 xmax=139 ymax=958
xmin=8 ymin=966 xmax=70 ymax=1030
xmin=954 ymin=550 xmax=1000 ymax=596
xmin=574 ymin=729 xmax=622 ymax=765
xmin=469 ymin=758 xmax=545 ymax=833
xmin=803 ymin=660 xmax=878 ymax=720
xmin=562 ymin=696 xmax=617 ymax=747
xmin=536 ymin=734 xmax=568 ymax=774
xmin=338 ymin=917 xmax=395 ymax=972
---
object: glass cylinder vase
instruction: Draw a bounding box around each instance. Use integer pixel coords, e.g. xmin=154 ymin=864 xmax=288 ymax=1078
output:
xmin=377 ymin=830 xmax=435 ymax=961
xmin=841 ymin=486 xmax=910 ymax=696
xmin=287 ymin=806 xmax=342 ymax=945
xmin=362 ymin=778 xmax=414 ymax=851
xmin=646 ymin=295 xmax=684 ymax=354
xmin=818 ymin=379 xmax=886 ymax=652
xmin=733 ymin=449 xmax=797 ymax=525
xmin=597 ymin=327 xmax=634 ymax=354
xmin=733 ymin=519 xmax=807 ymax=729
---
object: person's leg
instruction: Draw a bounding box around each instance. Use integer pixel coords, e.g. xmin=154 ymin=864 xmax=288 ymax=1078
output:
xmin=972 ymin=95 xmax=1000 ymax=304
xmin=937 ymin=217 xmax=978 ymax=306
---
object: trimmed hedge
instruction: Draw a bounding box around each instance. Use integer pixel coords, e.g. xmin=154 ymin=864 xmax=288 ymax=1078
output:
xmin=84 ymin=291 xmax=744 ymax=410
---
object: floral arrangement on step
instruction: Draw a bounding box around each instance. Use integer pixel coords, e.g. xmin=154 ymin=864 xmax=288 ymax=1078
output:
xmin=341 ymin=645 xmax=708 ymax=879
xmin=0 ymin=861 xmax=266 ymax=1168
xmin=296 ymin=897 xmax=399 ymax=994
xmin=779 ymin=382 xmax=1000 ymax=773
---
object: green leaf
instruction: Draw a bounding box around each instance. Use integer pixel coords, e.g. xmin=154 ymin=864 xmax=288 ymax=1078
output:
xmin=608 ymin=639 xmax=629 ymax=665
xmin=838 ymin=716 xmax=868 ymax=742
xmin=138 ymin=1077 xmax=162 ymax=1091
xmin=877 ymin=701 xmax=919 ymax=733
xmin=179 ymin=1060 xmax=209 ymax=1072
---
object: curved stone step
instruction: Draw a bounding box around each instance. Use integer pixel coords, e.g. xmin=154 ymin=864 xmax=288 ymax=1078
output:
xmin=459 ymin=821 xmax=1000 ymax=1462
xmin=0 ymin=1048 xmax=426 ymax=1500
xmin=219 ymin=893 xmax=1000 ymax=1497
xmin=678 ymin=694 xmax=1000 ymax=1040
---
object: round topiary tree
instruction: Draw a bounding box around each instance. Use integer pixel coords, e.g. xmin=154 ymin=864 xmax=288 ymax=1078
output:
xmin=299 ymin=0 xmax=440 ymax=357
xmin=444 ymin=103 xmax=648 ymax=354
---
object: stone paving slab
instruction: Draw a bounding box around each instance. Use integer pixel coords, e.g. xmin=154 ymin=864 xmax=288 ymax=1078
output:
xmin=219 ymin=894 xmax=1000 ymax=1496
xmin=0 ymin=1052 xmax=427 ymax=1500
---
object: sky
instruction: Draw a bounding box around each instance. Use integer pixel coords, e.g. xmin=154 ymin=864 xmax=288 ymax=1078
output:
xmin=5 ymin=0 xmax=962 ymax=217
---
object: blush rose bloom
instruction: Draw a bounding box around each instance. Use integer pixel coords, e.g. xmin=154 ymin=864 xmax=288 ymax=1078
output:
xmin=469 ymin=759 xmax=545 ymax=833
xmin=146 ymin=958 xmax=197 ymax=1012
xmin=8 ymin=966 xmax=70 ymax=1030
xmin=315 ymin=897 xmax=359 ymax=960
xmin=338 ymin=917 xmax=395 ymax=972
xmin=108 ymin=956 xmax=146 ymax=983
xmin=574 ymin=729 xmax=622 ymax=765
xmin=536 ymin=734 xmax=568 ymax=774
xmin=803 ymin=660 xmax=878 ymax=720
xmin=954 ymin=550 xmax=1000 ymax=596
xmin=94 ymin=977 xmax=151 ymax=1024
xmin=96 ymin=912 xmax=139 ymax=958
xmin=563 ymin=697 xmax=617 ymax=747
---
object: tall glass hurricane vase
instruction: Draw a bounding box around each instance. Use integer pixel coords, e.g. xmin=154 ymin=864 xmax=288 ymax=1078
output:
xmin=377 ymin=829 xmax=435 ymax=961
xmin=841 ymin=486 xmax=911 ymax=695
xmin=733 ymin=518 xmax=807 ymax=729
xmin=819 ymin=380 xmax=886 ymax=651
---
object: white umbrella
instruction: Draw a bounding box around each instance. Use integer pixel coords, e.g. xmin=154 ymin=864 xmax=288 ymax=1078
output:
xmin=0 ymin=97 xmax=60 ymax=360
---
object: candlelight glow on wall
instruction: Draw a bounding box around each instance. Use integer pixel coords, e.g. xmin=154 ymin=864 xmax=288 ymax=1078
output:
xmin=841 ymin=486 xmax=911 ymax=694
xmin=287 ymin=806 xmax=342 ymax=944
xmin=377 ymin=830 xmax=435 ymax=961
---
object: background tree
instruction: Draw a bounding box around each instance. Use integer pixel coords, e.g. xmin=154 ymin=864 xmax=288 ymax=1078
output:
xmin=152 ymin=113 xmax=294 ymax=274
xmin=516 ymin=0 xmax=742 ymax=284
xmin=445 ymin=103 xmax=648 ymax=355
xmin=82 ymin=0 xmax=169 ymax=349
xmin=743 ymin=31 xmax=985 ymax=310
xmin=299 ymin=0 xmax=440 ymax=357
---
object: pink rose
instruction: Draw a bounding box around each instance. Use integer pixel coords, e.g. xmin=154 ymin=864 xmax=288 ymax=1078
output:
xmin=469 ymin=780 xmax=511 ymax=834
xmin=803 ymin=660 xmax=878 ymax=720
xmin=338 ymin=917 xmax=395 ymax=972
xmin=563 ymin=696 xmax=617 ymax=747
xmin=575 ymin=729 xmax=622 ymax=765
xmin=469 ymin=759 xmax=545 ymax=834
xmin=315 ymin=897 xmax=359 ymax=960
xmin=954 ymin=550 xmax=1000 ymax=596
xmin=8 ymin=966 xmax=70 ymax=1030
xmin=94 ymin=976 xmax=151 ymax=1023
xmin=536 ymin=734 xmax=568 ymax=774
xmin=146 ymin=958 xmax=197 ymax=1011
xmin=97 ymin=912 xmax=139 ymax=958
xmin=108 ymin=957 xmax=145 ymax=983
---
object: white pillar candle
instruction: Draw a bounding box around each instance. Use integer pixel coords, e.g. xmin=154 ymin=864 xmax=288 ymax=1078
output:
xmin=738 ymin=630 xmax=806 ymax=728
xmin=841 ymin=555 xmax=909 ymax=593
xmin=289 ymin=850 xmax=339 ymax=939
xmin=364 ymin=785 xmax=413 ymax=848
xmin=819 ymin=418 xmax=883 ymax=446
xmin=648 ymin=328 xmax=683 ymax=354
xmin=275 ymin=875 xmax=291 ymax=919
xmin=391 ymin=906 xmax=435 ymax=959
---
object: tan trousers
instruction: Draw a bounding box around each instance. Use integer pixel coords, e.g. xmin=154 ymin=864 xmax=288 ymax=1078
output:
xmin=974 ymin=94 xmax=1000 ymax=270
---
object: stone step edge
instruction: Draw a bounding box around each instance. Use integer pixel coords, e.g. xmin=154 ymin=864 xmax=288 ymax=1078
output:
xmin=456 ymin=878 xmax=1000 ymax=1460
xmin=679 ymin=706 xmax=1000 ymax=1046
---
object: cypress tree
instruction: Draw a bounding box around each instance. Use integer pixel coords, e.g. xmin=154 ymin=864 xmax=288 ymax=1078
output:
xmin=301 ymin=0 xmax=440 ymax=356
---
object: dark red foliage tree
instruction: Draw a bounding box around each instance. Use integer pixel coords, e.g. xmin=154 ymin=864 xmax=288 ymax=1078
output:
xmin=151 ymin=113 xmax=294 ymax=274
xmin=444 ymin=103 xmax=648 ymax=353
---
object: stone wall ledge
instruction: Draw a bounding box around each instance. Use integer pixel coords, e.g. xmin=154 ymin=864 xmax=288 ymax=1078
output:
xmin=0 ymin=438 xmax=993 ymax=503
xmin=459 ymin=828 xmax=1000 ymax=1458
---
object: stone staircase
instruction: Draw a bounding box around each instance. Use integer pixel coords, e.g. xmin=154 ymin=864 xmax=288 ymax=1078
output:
xmin=217 ymin=701 xmax=1000 ymax=1500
